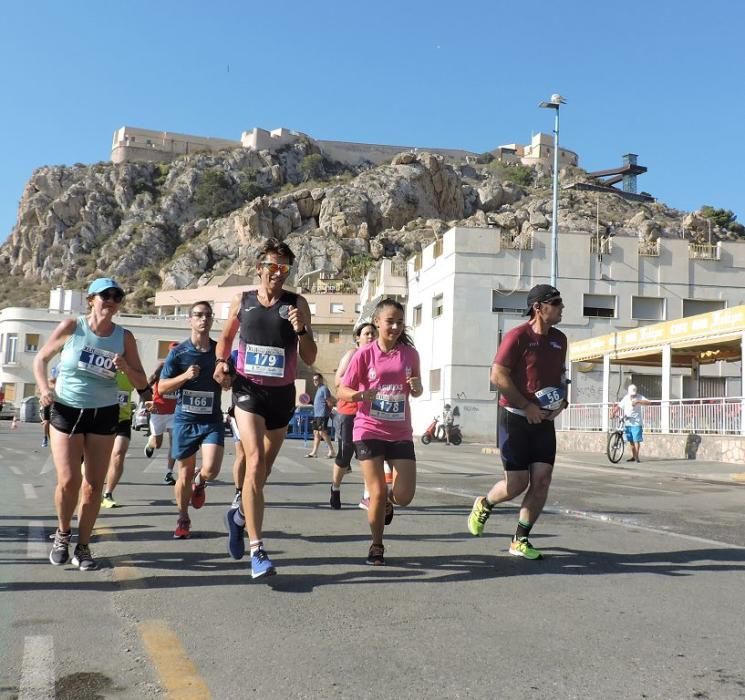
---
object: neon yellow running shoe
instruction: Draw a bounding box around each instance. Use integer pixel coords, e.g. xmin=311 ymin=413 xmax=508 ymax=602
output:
xmin=509 ymin=537 xmax=543 ymax=560
xmin=101 ymin=494 xmax=117 ymax=509
xmin=467 ymin=497 xmax=492 ymax=536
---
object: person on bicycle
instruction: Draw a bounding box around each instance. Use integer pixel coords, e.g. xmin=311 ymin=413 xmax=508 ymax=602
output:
xmin=617 ymin=384 xmax=651 ymax=463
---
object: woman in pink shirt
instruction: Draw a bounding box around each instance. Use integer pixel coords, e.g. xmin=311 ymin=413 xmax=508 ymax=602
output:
xmin=339 ymin=298 xmax=423 ymax=565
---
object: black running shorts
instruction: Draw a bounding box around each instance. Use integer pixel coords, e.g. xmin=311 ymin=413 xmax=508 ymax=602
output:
xmin=353 ymin=439 xmax=416 ymax=462
xmin=50 ymin=402 xmax=119 ymax=436
xmin=232 ymin=375 xmax=296 ymax=431
xmin=498 ymin=410 xmax=556 ymax=471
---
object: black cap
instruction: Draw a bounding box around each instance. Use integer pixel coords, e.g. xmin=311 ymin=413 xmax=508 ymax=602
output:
xmin=525 ymin=284 xmax=561 ymax=315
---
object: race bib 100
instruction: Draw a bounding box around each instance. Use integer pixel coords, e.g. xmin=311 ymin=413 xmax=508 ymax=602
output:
xmin=78 ymin=345 xmax=116 ymax=379
xmin=370 ymin=392 xmax=406 ymax=422
xmin=244 ymin=344 xmax=285 ymax=378
xmin=534 ymin=386 xmax=564 ymax=411
xmin=181 ymin=389 xmax=214 ymax=415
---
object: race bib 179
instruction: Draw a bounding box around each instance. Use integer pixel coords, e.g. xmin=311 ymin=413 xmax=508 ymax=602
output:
xmin=244 ymin=344 xmax=285 ymax=378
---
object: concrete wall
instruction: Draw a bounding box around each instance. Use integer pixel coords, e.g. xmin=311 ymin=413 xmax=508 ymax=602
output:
xmin=111 ymin=126 xmax=241 ymax=164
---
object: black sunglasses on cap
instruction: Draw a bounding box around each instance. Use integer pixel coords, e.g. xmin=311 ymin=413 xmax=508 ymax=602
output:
xmin=98 ymin=289 xmax=124 ymax=302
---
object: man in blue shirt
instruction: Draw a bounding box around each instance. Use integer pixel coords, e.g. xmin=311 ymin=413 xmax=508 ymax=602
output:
xmin=159 ymin=301 xmax=224 ymax=539
xmin=305 ymin=373 xmax=335 ymax=458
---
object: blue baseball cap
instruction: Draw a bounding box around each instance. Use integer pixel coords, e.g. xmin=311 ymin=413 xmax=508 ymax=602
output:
xmin=87 ymin=277 xmax=124 ymax=296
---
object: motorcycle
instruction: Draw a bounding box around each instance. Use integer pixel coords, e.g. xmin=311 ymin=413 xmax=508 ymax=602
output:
xmin=420 ymin=417 xmax=462 ymax=446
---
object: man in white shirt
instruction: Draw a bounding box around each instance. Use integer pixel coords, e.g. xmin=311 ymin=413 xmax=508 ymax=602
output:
xmin=617 ymin=384 xmax=652 ymax=463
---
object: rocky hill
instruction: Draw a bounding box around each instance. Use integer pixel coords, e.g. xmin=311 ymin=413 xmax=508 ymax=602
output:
xmin=1 ymin=138 xmax=741 ymax=311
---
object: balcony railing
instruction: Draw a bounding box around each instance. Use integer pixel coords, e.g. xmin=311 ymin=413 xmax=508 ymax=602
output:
xmin=590 ymin=236 xmax=613 ymax=256
xmin=556 ymin=397 xmax=745 ymax=435
xmin=688 ymin=243 xmax=720 ymax=261
xmin=638 ymin=239 xmax=661 ymax=257
xmin=500 ymin=232 xmax=534 ymax=250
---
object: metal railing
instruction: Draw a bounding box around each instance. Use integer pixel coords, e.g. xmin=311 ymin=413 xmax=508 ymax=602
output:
xmin=590 ymin=236 xmax=613 ymax=256
xmin=500 ymin=232 xmax=534 ymax=250
xmin=638 ymin=239 xmax=661 ymax=257
xmin=556 ymin=397 xmax=745 ymax=435
xmin=688 ymin=243 xmax=720 ymax=261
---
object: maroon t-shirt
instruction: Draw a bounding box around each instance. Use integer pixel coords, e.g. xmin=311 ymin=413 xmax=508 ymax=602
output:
xmin=493 ymin=322 xmax=567 ymax=409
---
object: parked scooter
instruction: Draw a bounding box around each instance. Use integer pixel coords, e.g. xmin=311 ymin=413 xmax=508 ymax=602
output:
xmin=420 ymin=417 xmax=463 ymax=446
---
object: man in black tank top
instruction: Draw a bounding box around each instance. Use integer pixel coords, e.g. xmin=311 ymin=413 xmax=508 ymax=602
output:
xmin=214 ymin=238 xmax=317 ymax=579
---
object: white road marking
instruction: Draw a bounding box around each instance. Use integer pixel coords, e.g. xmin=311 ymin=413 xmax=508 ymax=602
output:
xmin=40 ymin=456 xmax=55 ymax=475
xmin=19 ymin=635 xmax=55 ymax=700
xmin=9 ymin=465 xmax=23 ymax=475
xmin=144 ymin=457 xmax=171 ymax=473
xmin=23 ymin=484 xmax=37 ymax=499
xmin=27 ymin=521 xmax=48 ymax=559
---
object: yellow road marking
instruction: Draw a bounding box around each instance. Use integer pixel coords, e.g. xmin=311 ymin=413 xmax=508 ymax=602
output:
xmin=732 ymin=472 xmax=745 ymax=483
xmin=138 ymin=621 xmax=212 ymax=699
xmin=94 ymin=525 xmax=146 ymax=587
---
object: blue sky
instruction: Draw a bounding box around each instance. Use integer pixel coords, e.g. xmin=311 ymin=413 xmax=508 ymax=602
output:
xmin=1 ymin=1 xmax=744 ymax=243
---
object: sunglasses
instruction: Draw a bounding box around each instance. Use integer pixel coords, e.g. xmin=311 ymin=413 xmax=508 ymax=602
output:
xmin=98 ymin=289 xmax=124 ymax=302
xmin=260 ymin=261 xmax=291 ymax=275
xmin=191 ymin=311 xmax=213 ymax=319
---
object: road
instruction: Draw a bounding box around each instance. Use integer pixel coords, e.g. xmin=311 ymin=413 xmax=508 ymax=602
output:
xmin=1 ymin=422 xmax=744 ymax=699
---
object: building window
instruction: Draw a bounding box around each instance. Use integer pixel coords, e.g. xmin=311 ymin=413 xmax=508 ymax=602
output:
xmin=4 ymin=334 xmax=18 ymax=364
xmin=330 ymin=303 xmax=344 ymax=314
xmin=157 ymin=340 xmax=179 ymax=360
xmin=23 ymin=383 xmax=37 ymax=398
xmin=583 ymin=294 xmax=616 ymax=318
xmin=433 ymin=239 xmax=443 ymax=258
xmin=413 ymin=253 xmax=422 ymax=271
xmin=25 ymin=333 xmax=40 ymax=352
xmin=492 ymin=290 xmax=528 ymax=314
xmin=3 ymin=383 xmax=16 ymax=402
xmin=354 ymin=303 xmax=361 ymax=313
xmin=432 ymin=294 xmax=444 ymax=318
xmin=329 ymin=331 xmax=342 ymax=344
xmin=631 ymin=296 xmax=665 ymax=321
xmin=682 ymin=298 xmax=726 ymax=318
xmin=429 ymin=368 xmax=441 ymax=392
xmin=413 ymin=304 xmax=422 ymax=326
xmin=308 ymin=303 xmax=317 ymax=316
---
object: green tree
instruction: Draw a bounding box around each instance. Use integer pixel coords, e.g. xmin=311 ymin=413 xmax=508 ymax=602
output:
xmin=300 ymin=153 xmax=324 ymax=181
xmin=700 ymin=205 xmax=737 ymax=229
xmin=487 ymin=160 xmax=534 ymax=187
xmin=194 ymin=169 xmax=239 ymax=218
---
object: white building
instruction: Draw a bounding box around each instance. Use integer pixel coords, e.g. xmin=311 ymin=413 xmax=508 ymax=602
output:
xmin=360 ymin=226 xmax=745 ymax=442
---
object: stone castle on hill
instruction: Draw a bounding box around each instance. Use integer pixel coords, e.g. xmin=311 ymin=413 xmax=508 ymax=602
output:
xmin=110 ymin=125 xmax=579 ymax=170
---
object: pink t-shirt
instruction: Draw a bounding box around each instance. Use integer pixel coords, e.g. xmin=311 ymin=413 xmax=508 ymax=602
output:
xmin=343 ymin=341 xmax=421 ymax=442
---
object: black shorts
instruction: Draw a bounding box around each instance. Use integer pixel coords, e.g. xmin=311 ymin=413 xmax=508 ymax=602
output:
xmin=336 ymin=413 xmax=355 ymax=444
xmin=354 ymin=439 xmax=416 ymax=462
xmin=50 ymin=402 xmax=119 ymax=436
xmin=40 ymin=405 xmax=51 ymax=422
xmin=232 ymin=375 xmax=296 ymax=431
xmin=312 ymin=416 xmax=330 ymax=432
xmin=498 ymin=410 xmax=556 ymax=471
xmin=116 ymin=419 xmax=132 ymax=440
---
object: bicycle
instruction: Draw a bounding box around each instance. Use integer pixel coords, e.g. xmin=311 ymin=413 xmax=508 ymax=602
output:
xmin=606 ymin=415 xmax=626 ymax=464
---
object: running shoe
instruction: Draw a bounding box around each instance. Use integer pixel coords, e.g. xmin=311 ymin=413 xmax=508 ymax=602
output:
xmin=72 ymin=544 xmax=98 ymax=571
xmin=49 ymin=529 xmax=71 ymax=566
xmin=41 ymin=437 xmax=49 ymax=448
xmin=250 ymin=548 xmax=276 ymax=579
xmin=191 ymin=480 xmax=206 ymax=509
xmin=358 ymin=497 xmax=370 ymax=510
xmin=174 ymin=516 xmax=191 ymax=539
xmin=144 ymin=443 xmax=154 ymax=459
xmin=509 ymin=537 xmax=543 ymax=560
xmin=329 ymin=487 xmax=341 ymax=510
xmin=366 ymin=543 xmax=385 ymax=566
xmin=163 ymin=471 xmax=176 ymax=485
xmin=101 ymin=493 xmax=117 ymax=509
xmin=384 ymin=500 xmax=394 ymax=526
xmin=467 ymin=496 xmax=492 ymax=536
xmin=231 ymin=490 xmax=242 ymax=509
xmin=224 ymin=507 xmax=245 ymax=560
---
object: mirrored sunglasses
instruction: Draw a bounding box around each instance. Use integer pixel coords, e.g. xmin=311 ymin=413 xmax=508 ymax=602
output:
xmin=260 ymin=261 xmax=291 ymax=275
xmin=98 ymin=289 xmax=124 ymax=302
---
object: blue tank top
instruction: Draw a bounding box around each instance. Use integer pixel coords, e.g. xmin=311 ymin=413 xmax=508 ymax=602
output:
xmin=161 ymin=338 xmax=222 ymax=424
xmin=56 ymin=317 xmax=125 ymax=409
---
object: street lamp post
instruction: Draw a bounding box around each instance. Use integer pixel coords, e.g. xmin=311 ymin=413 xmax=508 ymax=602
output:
xmin=538 ymin=93 xmax=566 ymax=287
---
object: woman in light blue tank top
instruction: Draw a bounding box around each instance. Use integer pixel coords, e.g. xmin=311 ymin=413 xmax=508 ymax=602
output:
xmin=33 ymin=278 xmax=149 ymax=571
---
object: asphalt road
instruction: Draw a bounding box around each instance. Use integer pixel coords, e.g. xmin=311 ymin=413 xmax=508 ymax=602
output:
xmin=1 ymin=422 xmax=744 ymax=699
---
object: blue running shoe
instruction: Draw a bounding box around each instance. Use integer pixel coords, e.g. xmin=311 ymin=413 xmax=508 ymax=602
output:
xmin=224 ymin=507 xmax=245 ymax=560
xmin=251 ymin=548 xmax=276 ymax=579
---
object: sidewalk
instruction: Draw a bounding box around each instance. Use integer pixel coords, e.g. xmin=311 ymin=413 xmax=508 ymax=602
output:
xmin=473 ymin=442 xmax=745 ymax=485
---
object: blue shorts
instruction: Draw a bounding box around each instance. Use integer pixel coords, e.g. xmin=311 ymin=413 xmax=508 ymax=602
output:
xmin=172 ymin=421 xmax=225 ymax=460
xmin=624 ymin=425 xmax=643 ymax=443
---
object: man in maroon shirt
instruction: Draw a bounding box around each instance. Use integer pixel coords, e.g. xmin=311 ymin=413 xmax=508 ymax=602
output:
xmin=468 ymin=284 xmax=568 ymax=560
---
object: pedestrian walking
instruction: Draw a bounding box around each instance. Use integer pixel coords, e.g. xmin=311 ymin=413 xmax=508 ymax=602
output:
xmin=468 ymin=284 xmax=568 ymax=560
xmin=305 ymin=373 xmax=335 ymax=458
xmin=617 ymin=384 xmax=651 ymax=463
